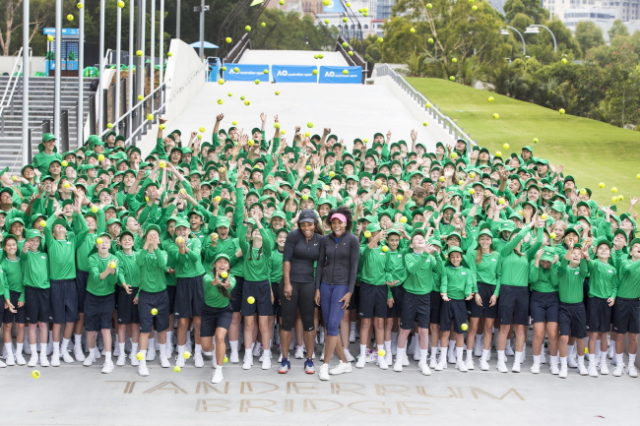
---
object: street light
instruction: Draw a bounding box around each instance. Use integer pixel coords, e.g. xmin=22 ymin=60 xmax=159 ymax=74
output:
xmin=525 ymin=24 xmax=557 ymax=53
xmin=500 ymin=26 xmax=526 ymax=56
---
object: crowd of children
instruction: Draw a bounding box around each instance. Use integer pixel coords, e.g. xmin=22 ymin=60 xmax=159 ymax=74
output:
xmin=0 ymin=112 xmax=638 ymax=384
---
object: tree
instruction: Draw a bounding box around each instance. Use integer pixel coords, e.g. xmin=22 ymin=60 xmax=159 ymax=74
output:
xmin=575 ymin=21 xmax=604 ymax=55
xmin=248 ymin=9 xmax=337 ymax=51
xmin=608 ymin=19 xmax=628 ymax=40
xmin=0 ymin=0 xmax=54 ymax=56
xmin=503 ymin=0 xmax=547 ymax=23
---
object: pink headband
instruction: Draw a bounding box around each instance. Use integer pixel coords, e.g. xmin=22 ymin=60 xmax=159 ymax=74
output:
xmin=330 ymin=213 xmax=347 ymax=224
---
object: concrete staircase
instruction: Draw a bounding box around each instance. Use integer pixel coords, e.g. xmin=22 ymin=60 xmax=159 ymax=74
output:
xmin=0 ymin=76 xmax=97 ymax=172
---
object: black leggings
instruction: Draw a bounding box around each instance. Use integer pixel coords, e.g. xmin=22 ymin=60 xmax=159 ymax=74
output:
xmin=279 ymin=281 xmax=315 ymax=332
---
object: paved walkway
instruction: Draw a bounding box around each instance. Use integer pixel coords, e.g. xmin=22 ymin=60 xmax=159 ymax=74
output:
xmin=2 ymin=352 xmax=637 ymax=425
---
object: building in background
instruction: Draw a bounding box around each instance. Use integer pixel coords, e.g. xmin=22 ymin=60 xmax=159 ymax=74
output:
xmin=542 ymin=0 xmax=640 ymax=38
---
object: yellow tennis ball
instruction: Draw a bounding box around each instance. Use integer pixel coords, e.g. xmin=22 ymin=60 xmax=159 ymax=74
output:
xmin=488 ymin=96 xmax=495 ymax=102
xmin=39 ymin=220 xmax=47 ymax=227
xmin=159 ymin=161 xmax=167 ymax=168
xmin=63 ymin=182 xmax=71 ymax=189
xmin=145 ymin=196 xmax=150 ymax=202
xmin=305 ymin=165 xmax=312 ymax=171
xmin=173 ymin=366 xmax=181 ymax=372
xmin=217 ymin=99 xmax=223 ymax=105
xmin=213 ymin=195 xmax=222 ymax=202
xmin=47 ymin=35 xmax=55 ymax=42
xmin=342 ymin=69 xmax=349 ymax=75
xmin=377 ymin=349 xmax=386 ymax=357
xmin=108 ymin=261 xmax=117 ymax=269
xmin=549 ymin=232 xmax=557 ymax=240
xmin=636 ymin=173 xmax=640 ymax=180
xmin=146 ymin=114 xmax=154 ymax=121
xmin=469 ymin=172 xmax=476 ymax=178
xmin=175 ymin=236 xmax=185 ymax=244
xmin=532 ymin=137 xmax=539 ymax=143
xmin=279 ymin=0 xmax=285 ymax=4
xmin=136 ymin=352 xmax=144 ymax=360
xmin=329 ymin=171 xmax=336 ymax=177
xmin=502 ymin=143 xmax=510 ymax=150
xmin=400 ymin=216 xmax=408 ymax=223
xmin=117 ymin=1 xmax=125 ymax=8
xmin=540 ymin=214 xmax=548 ymax=220
xmin=247 ymin=296 xmax=255 ymax=304
xmin=460 ymin=323 xmax=469 ymax=331
xmin=611 ymin=187 xmax=618 ymax=193
xmin=449 ymin=75 xmax=455 ymax=81
xmin=498 ymin=198 xmax=506 ymax=205
xmin=245 ymin=25 xmax=252 ymax=32
xmin=77 ymin=2 xmax=84 ymax=9
xmin=598 ymin=182 xmax=605 ymax=188
xmin=409 ymin=27 xmax=416 ymax=33
xmin=183 ymin=351 xmax=192 ymax=359
xmin=247 ymin=139 xmax=255 ymax=147
xmin=438 ymin=176 xmax=446 ymax=182
xmin=217 ymin=79 xmax=225 ymax=85
xmin=559 ymin=108 xmax=566 ymax=114
xmin=468 ymin=188 xmax=475 ymax=195
xmin=301 ymin=194 xmax=309 ymax=200
xmin=211 ymin=232 xmax=219 ymax=241
xmin=167 ymin=52 xmax=173 ymax=57
xmin=220 ymin=271 xmax=229 ymax=279
xmin=422 ymin=121 xmax=428 ymax=127
xmin=137 ymin=95 xmax=144 ymax=101
xmin=450 ymin=152 xmax=458 ymax=159
xmin=97 ymin=154 xmax=105 ymax=161
xmin=363 ymin=231 xmax=372 ymax=239
xmin=90 ymin=205 xmax=98 ymax=213
xmin=579 ymin=188 xmax=587 ymax=196
xmin=458 ymin=180 xmax=465 ymax=186
xmin=232 ymin=121 xmax=238 ymax=125
xmin=381 ymin=245 xmax=389 ymax=252
xmin=492 ymin=113 xmax=500 ymax=119
xmin=31 ymin=370 xmax=41 ymax=379
xmin=150 ymin=308 xmax=158 ymax=315
xmin=136 ymin=50 xmax=143 ymax=56
xmin=396 ymin=194 xmax=404 ymax=201
xmin=495 ymin=150 xmax=502 ymax=157
xmin=254 ymin=79 xmax=260 ymax=85
xmin=244 ymin=100 xmax=251 ymax=106
xmin=223 ymin=356 xmax=229 ymax=363
xmin=11 ymin=175 xmax=18 ymax=181
xmin=67 ymin=13 xmax=75 ymax=21
xmin=471 ymin=4 xmax=478 ymax=10
xmin=225 ymin=37 xmax=232 ymax=44
xmin=274 ymin=91 xmax=281 ymax=96
xmin=61 ymin=160 xmax=69 ymax=167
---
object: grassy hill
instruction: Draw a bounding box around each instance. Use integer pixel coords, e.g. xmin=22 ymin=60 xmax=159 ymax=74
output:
xmin=407 ymin=77 xmax=640 ymax=214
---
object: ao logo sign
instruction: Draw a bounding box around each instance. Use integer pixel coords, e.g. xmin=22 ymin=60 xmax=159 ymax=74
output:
xmin=277 ymin=70 xmax=289 ymax=76
xmin=324 ymin=71 xmax=336 ymax=77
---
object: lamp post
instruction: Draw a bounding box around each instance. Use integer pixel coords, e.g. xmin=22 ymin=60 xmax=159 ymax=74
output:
xmin=78 ymin=1 xmax=85 ymax=147
xmin=500 ymin=26 xmax=526 ymax=56
xmin=98 ymin=0 xmax=105 ymax=131
xmin=525 ymin=24 xmax=557 ymax=53
xmin=54 ymin=0 xmax=62 ymax=138
xmin=176 ymin=0 xmax=181 ymax=39
xmin=22 ymin=0 xmax=29 ymax=164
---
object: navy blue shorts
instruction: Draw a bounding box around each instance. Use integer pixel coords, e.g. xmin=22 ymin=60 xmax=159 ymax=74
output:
xmin=84 ymin=293 xmax=115 ymax=331
xmin=76 ymin=270 xmax=89 ymax=314
xmin=430 ymin=291 xmax=442 ymax=325
xmin=167 ymin=285 xmax=176 ymax=313
xmin=559 ymin=302 xmax=587 ymax=338
xmin=25 ymin=287 xmax=51 ymax=324
xmin=50 ymin=279 xmax=78 ymax=324
xmin=470 ymin=282 xmax=498 ymax=319
xmin=200 ymin=305 xmax=232 ymax=337
xmin=117 ymin=286 xmax=140 ymax=324
xmin=400 ymin=291 xmax=430 ymax=330
xmin=138 ymin=290 xmax=170 ymax=333
xmin=349 ymin=284 xmax=360 ymax=311
xmin=498 ymin=285 xmax=530 ymax=326
xmin=230 ymin=276 xmax=245 ymax=313
xmin=241 ymin=280 xmax=273 ymax=316
xmin=440 ymin=299 xmax=468 ymax=334
xmin=612 ymin=297 xmax=639 ymax=334
xmin=358 ymin=282 xmax=388 ymax=319
xmin=271 ymin=281 xmax=281 ymax=317
xmin=587 ymin=297 xmax=611 ymax=333
xmin=3 ymin=290 xmax=26 ymax=324
xmin=386 ymin=285 xmax=402 ymax=318
xmin=530 ymin=291 xmax=559 ymax=323
xmin=175 ymin=275 xmax=204 ymax=318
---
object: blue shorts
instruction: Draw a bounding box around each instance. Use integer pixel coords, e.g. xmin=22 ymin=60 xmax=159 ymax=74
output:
xmin=84 ymin=293 xmax=115 ymax=331
xmin=3 ymin=291 xmax=26 ymax=324
xmin=530 ymin=291 xmax=559 ymax=323
xmin=50 ymin=279 xmax=78 ymax=324
xmin=498 ymin=285 xmax=530 ymax=326
xmin=241 ymin=280 xmax=273 ymax=316
xmin=358 ymin=282 xmax=388 ymax=319
xmin=559 ymin=302 xmax=587 ymax=338
xmin=440 ymin=299 xmax=468 ymax=334
xmin=430 ymin=291 xmax=442 ymax=325
xmin=25 ymin=287 xmax=51 ymax=324
xmin=175 ymin=275 xmax=204 ymax=318
xmin=200 ymin=305 xmax=232 ymax=336
xmin=76 ymin=270 xmax=89 ymax=314
xmin=400 ymin=291 xmax=430 ymax=330
xmin=587 ymin=297 xmax=611 ymax=333
xmin=470 ymin=282 xmax=498 ymax=319
xmin=138 ymin=290 xmax=170 ymax=333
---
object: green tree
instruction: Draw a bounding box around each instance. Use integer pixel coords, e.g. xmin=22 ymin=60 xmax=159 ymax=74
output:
xmin=575 ymin=21 xmax=604 ymax=55
xmin=503 ymin=0 xmax=547 ymax=23
xmin=608 ymin=19 xmax=628 ymax=40
xmin=248 ymin=9 xmax=337 ymax=50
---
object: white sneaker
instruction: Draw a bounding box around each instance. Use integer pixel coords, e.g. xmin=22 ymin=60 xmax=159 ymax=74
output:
xmin=175 ymin=353 xmax=186 ymax=368
xmin=420 ymin=362 xmax=432 ymax=376
xmin=435 ymin=359 xmax=446 ymax=371
xmin=393 ymin=359 xmax=403 ymax=372
xmin=429 ymin=355 xmax=437 ymax=369
xmin=456 ymin=360 xmax=468 ymax=372
xmin=40 ymin=353 xmax=50 ymax=367
xmin=330 ymin=361 xmax=352 ymax=375
xmin=628 ymin=364 xmax=638 ymax=378
xmin=550 ymin=362 xmax=559 ymax=375
xmin=261 ymin=355 xmax=271 ymax=370
xmin=559 ymin=364 xmax=568 ymax=378
xmin=578 ymin=360 xmax=588 ymax=376
xmin=497 ymin=359 xmax=508 ymax=373
xmin=530 ymin=362 xmax=540 ymax=374
xmin=344 ymin=349 xmax=355 ymax=362
xmin=211 ymin=366 xmax=223 ymax=384
xmin=15 ymin=352 xmax=26 ymax=365
xmin=74 ymin=345 xmax=85 ymax=362
xmin=599 ymin=359 xmax=609 ymax=375
xmin=355 ymin=355 xmax=366 ymax=368
xmin=130 ymin=353 xmax=140 ymax=366
xmin=252 ymin=343 xmax=262 ymax=357
xmin=5 ymin=351 xmax=15 ymax=366
xmin=242 ymin=353 xmax=253 ymax=370
xmin=50 ymin=352 xmax=60 ymax=367
xmin=402 ymin=353 xmax=410 ymax=366
xmin=511 ymin=361 xmax=521 ymax=373
xmin=116 ymin=354 xmax=127 ymax=366
xmin=568 ymin=354 xmax=578 ymax=368
xmin=147 ymin=347 xmax=156 ymax=362
xmin=385 ymin=351 xmax=393 ymax=366
xmin=101 ymin=360 xmax=114 ymax=374
xmin=613 ymin=363 xmax=623 ymax=377
xmin=194 ymin=352 xmax=204 ymax=368
xmin=465 ymin=356 xmax=475 ymax=371
xmin=505 ymin=343 xmax=515 ymax=356
xmin=28 ymin=353 xmax=38 ymax=367
xmin=588 ymin=362 xmax=598 ymax=377
xmin=0 ymin=360 xmax=5 ymax=368
xmin=447 ymin=348 xmax=456 ymax=364
xmin=480 ymin=358 xmax=490 ymax=371
xmin=138 ymin=363 xmax=149 ymax=376
xmin=294 ymin=345 xmax=305 ymax=359
xmin=82 ymin=353 xmax=94 ymax=367
xmin=62 ymin=350 xmax=74 ymax=363
xmin=160 ymin=353 xmax=171 ymax=368
xmin=378 ymin=356 xmax=388 ymax=370
xmin=318 ymin=363 xmax=330 ymax=381
xmin=230 ymin=351 xmax=239 ymax=363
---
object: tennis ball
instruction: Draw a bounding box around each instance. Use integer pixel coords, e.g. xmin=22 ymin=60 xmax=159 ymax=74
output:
xmin=409 ymin=27 xmax=416 ymax=33
xmin=400 ymin=216 xmax=408 ymax=223
xmin=584 ymin=348 xmax=589 ymax=354
xmin=31 ymin=370 xmax=41 ymax=379
xmin=244 ymin=100 xmax=251 ymax=106
xmin=377 ymin=37 xmax=384 ymax=43
xmin=532 ymin=137 xmax=539 ymax=143
xmin=173 ymin=366 xmax=181 ymax=372
xmin=471 ymin=5 xmax=478 ymax=10
xmin=426 ymin=2 xmax=433 ymax=8
xmin=90 ymin=205 xmax=98 ymax=213
xmin=377 ymin=349 xmax=386 ymax=357
xmin=312 ymin=69 xmax=318 ymax=75
xmin=549 ymin=232 xmax=557 ymax=240
xmin=223 ymin=356 xmax=229 ymax=363
xmin=106 ymin=122 xmax=113 ymax=129
xmin=217 ymin=79 xmax=224 ymax=85
xmin=495 ymin=150 xmax=502 ymax=157
xmin=175 ymin=236 xmax=185 ymax=244
xmin=438 ymin=176 xmax=446 ymax=182
xmin=145 ymin=196 xmax=149 ymax=202
xmin=329 ymin=171 xmax=336 ymax=177
xmin=382 ymin=185 xmax=389 ymax=192
xmin=422 ymin=121 xmax=428 ymax=127
xmin=469 ymin=172 xmax=476 ymax=178
xmin=167 ymin=52 xmax=173 ymax=57
xmin=108 ymin=261 xmax=117 ymax=269
xmin=458 ymin=180 xmax=465 ymax=186
xmin=322 ymin=0 xmax=332 ymax=5
xmin=396 ymin=194 xmax=404 ymax=201
xmin=579 ymin=188 xmax=587 ymax=196
xmin=636 ymin=173 xmax=640 ymax=180
xmin=561 ymin=58 xmax=568 ymax=64
xmin=210 ymin=233 xmax=219 ymax=242
xmin=247 ymin=296 xmax=255 ymax=304
xmin=426 ymin=103 xmax=432 ymax=108
xmin=213 ymin=195 xmax=222 ymax=203
xmin=77 ymin=3 xmax=84 ymax=9
xmin=611 ymin=187 xmax=618 ymax=193
xmin=63 ymin=182 xmax=71 ymax=189
xmin=97 ymin=154 xmax=105 ymax=161
xmin=263 ymin=69 xmax=269 ymax=74
xmin=254 ymin=79 xmax=260 ymax=85
xmin=449 ymin=75 xmax=455 ymax=81
xmin=342 ymin=69 xmax=349 ymax=75
xmin=136 ymin=352 xmax=144 ymax=360
xmin=225 ymin=37 xmax=232 ymax=44
xmin=502 ymin=143 xmax=510 ymax=150
xmin=137 ymin=95 xmax=144 ymax=101
xmin=450 ymin=152 xmax=458 ymax=159
xmin=227 ymin=92 xmax=233 ymax=97
xmin=468 ymin=188 xmax=475 ymax=195
xmin=598 ymin=182 xmax=605 ymax=188
xmin=381 ymin=245 xmax=389 ymax=252
xmin=540 ymin=214 xmax=548 ymax=220
xmin=427 ymin=37 xmax=434 ymax=44
xmin=183 ymin=351 xmax=192 ymax=359
xmin=39 ymin=220 xmax=47 ymax=227
xmin=301 ymin=194 xmax=309 ymax=200
xmin=611 ymin=196 xmax=619 ymax=203
xmin=498 ymin=198 xmax=506 ymax=205
xmin=305 ymin=165 xmax=312 ymax=171
xmin=348 ymin=51 xmax=354 ymax=56
xmin=136 ymin=50 xmax=143 ymax=56
xmin=364 ymin=231 xmax=372 ymax=239
xmin=261 ymin=22 xmax=266 ymax=28
xmin=151 ymin=308 xmax=158 ymax=315
xmin=232 ymin=121 xmax=238 ymax=125
xmin=47 ymin=35 xmax=55 ymax=42
xmin=146 ymin=114 xmax=154 ymax=121
xmin=117 ymin=1 xmax=125 ymax=7
xmin=220 ymin=271 xmax=229 ymax=279
xmin=274 ymin=91 xmax=281 ymax=96
xmin=488 ymin=96 xmax=495 ymax=102
xmin=492 ymin=113 xmax=500 ymax=119
xmin=559 ymin=108 xmax=566 ymax=114
xmin=10 ymin=175 xmax=18 ymax=181
xmin=460 ymin=323 xmax=469 ymax=331
xmin=159 ymin=161 xmax=167 ymax=168
xmin=451 ymin=57 xmax=458 ymax=64
xmin=342 ymin=17 xmax=348 ymax=22
xmin=245 ymin=25 xmax=252 ymax=32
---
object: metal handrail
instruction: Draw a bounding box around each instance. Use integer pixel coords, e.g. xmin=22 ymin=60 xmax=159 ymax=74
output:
xmin=375 ymin=63 xmax=477 ymax=145
xmin=223 ymin=33 xmax=251 ymax=64
xmin=335 ymin=36 xmax=367 ymax=82
xmin=0 ymin=47 xmax=25 ymax=120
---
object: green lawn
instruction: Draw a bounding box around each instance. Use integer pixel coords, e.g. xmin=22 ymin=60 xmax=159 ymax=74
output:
xmin=407 ymin=77 xmax=640 ymax=214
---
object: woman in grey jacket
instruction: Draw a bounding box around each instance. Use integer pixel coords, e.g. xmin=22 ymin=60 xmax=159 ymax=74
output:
xmin=314 ymin=206 xmax=360 ymax=381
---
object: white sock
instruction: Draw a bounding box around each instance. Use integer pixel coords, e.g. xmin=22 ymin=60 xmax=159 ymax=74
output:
xmin=177 ymin=344 xmax=186 ymax=354
xmin=578 ymin=355 xmax=585 ymax=364
xmin=140 ymin=349 xmax=147 ymax=365
xmin=52 ymin=341 xmax=60 ymax=353
xmin=195 ymin=344 xmax=202 ymax=355
xmin=629 ymin=354 xmax=636 ymax=365
xmin=439 ymin=346 xmax=448 ymax=359
xmin=455 ymin=346 xmax=463 ymax=359
xmin=533 ymin=354 xmax=541 ymax=364
xmin=588 ymin=354 xmax=595 ymax=363
xmin=396 ymin=347 xmax=406 ymax=359
xmin=430 ymin=346 xmax=438 ymax=357
xmin=166 ymin=331 xmax=174 ymax=346
xmin=104 ymin=351 xmax=112 ymax=361
xmin=615 ymin=353 xmax=624 ymax=365
xmin=30 ymin=344 xmax=37 ymax=355
xmin=515 ymin=351 xmax=523 ymax=363
xmin=359 ymin=344 xmax=367 ymax=357
xmin=420 ymin=349 xmax=428 ymax=364
xmin=384 ymin=340 xmax=391 ymax=354
xmin=148 ymin=338 xmax=156 ymax=351
xmin=118 ymin=342 xmax=125 ymax=356
xmin=482 ymin=349 xmax=491 ymax=361
xmin=550 ymin=355 xmax=558 ymax=364
xmin=16 ymin=342 xmax=23 ymax=354
xmin=568 ymin=344 xmax=576 ymax=356
xmin=376 ymin=344 xmax=384 ymax=354
xmin=465 ymin=349 xmax=473 ymax=359
xmin=448 ymin=339 xmax=455 ymax=352
xmin=39 ymin=343 xmax=47 ymax=354
xmin=497 ymin=350 xmax=506 ymax=362
xmin=4 ymin=343 xmax=13 ymax=356
xmin=61 ymin=338 xmax=70 ymax=352
xmin=263 ymin=349 xmax=272 ymax=359
xmin=560 ymin=356 xmax=567 ymax=367
xmin=230 ymin=340 xmax=239 ymax=354
xmin=131 ymin=342 xmax=138 ymax=355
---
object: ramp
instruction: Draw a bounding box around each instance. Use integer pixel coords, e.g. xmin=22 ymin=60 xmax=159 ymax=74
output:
xmin=238 ymin=49 xmax=348 ymax=66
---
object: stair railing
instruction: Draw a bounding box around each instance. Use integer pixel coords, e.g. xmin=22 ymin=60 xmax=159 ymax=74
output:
xmin=0 ymin=47 xmax=25 ymax=135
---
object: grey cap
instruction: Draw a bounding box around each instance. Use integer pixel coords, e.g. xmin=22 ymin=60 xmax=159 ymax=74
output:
xmin=298 ymin=209 xmax=317 ymax=224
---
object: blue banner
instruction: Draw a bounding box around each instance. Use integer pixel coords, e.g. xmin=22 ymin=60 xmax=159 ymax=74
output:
xmin=272 ymin=65 xmax=318 ymax=83
xmin=223 ymin=64 xmax=270 ymax=81
xmin=318 ymin=66 xmax=362 ymax=84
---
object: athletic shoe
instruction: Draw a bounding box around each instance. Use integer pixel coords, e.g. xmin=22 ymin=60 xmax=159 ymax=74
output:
xmin=385 ymin=351 xmax=393 ymax=366
xmin=40 ymin=353 xmax=50 ymax=367
xmin=368 ymin=350 xmax=378 ymax=363
xmin=465 ymin=355 xmax=475 ymax=371
xmin=578 ymin=359 xmax=588 ymax=376
xmin=613 ymin=363 xmax=623 ymax=377
xmin=5 ymin=351 xmax=15 ymax=366
xmin=28 ymin=353 xmax=38 ymax=367
xmin=278 ymin=358 xmax=291 ymax=374
xmin=175 ymin=352 xmax=186 ymax=368
xmin=530 ymin=362 xmax=540 ymax=374
xmin=447 ymin=348 xmax=456 ymax=364
xmin=318 ymin=363 xmax=330 ymax=381
xmin=62 ymin=350 xmax=75 ymax=363
xmin=496 ymin=360 xmax=508 ymax=373
xmin=82 ymin=352 xmax=94 ymax=367
xmin=242 ymin=352 xmax=253 ymax=370
xmin=344 ymin=349 xmax=355 ymax=362
xmin=402 ymin=353 xmax=410 ymax=366
xmin=429 ymin=355 xmax=437 ymax=370
xmin=588 ymin=362 xmax=598 ymax=377
xmin=559 ymin=364 xmax=568 ymax=379
xmin=628 ymin=364 xmax=638 ymax=378
xmin=130 ymin=353 xmax=139 ymax=366
xmin=230 ymin=352 xmax=239 ymax=363
xmin=550 ymin=362 xmax=559 ymax=375
xmin=378 ymin=355 xmax=388 ymax=370
xmin=304 ymin=359 xmax=315 ymax=374
xmin=101 ymin=360 xmax=114 ymax=374
xmin=211 ymin=366 xmax=223 ymax=384
xmin=194 ymin=351 xmax=204 ymax=368
xmin=252 ymin=343 xmax=262 ymax=358
xmin=393 ymin=358 xmax=403 ymax=372
xmin=330 ymin=361 xmax=352 ymax=375
xmin=146 ymin=347 xmax=156 ymax=362
xmin=420 ymin=362 xmax=432 ymax=376
xmin=456 ymin=360 xmax=468 ymax=373
xmin=74 ymin=345 xmax=85 ymax=362
xmin=261 ymin=355 xmax=272 ymax=370
xmin=138 ymin=363 xmax=149 ymax=377
xmin=599 ymin=359 xmax=609 ymax=375
xmin=15 ymin=352 xmax=26 ymax=366
xmin=505 ymin=342 xmax=515 ymax=356
xmin=160 ymin=353 xmax=171 ymax=368
xmin=568 ymin=354 xmax=578 ymax=368
xmin=355 ymin=355 xmax=366 ymax=368
xmin=294 ymin=345 xmax=305 ymax=359
xmin=116 ymin=354 xmax=127 ymax=366
xmin=0 ymin=360 xmax=5 ymax=368
xmin=511 ymin=361 xmax=521 ymax=373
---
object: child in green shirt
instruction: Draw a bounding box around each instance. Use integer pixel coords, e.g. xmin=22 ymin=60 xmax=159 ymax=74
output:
xmin=115 ymin=231 xmax=140 ymax=367
xmin=2 ymin=235 xmax=25 ymax=366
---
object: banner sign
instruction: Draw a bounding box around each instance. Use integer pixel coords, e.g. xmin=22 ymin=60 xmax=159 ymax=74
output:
xmin=318 ymin=66 xmax=362 ymax=84
xmin=271 ymin=65 xmax=318 ymax=83
xmin=223 ymin=64 xmax=270 ymax=81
